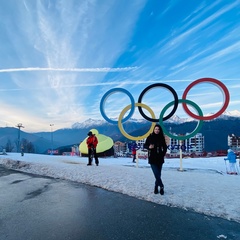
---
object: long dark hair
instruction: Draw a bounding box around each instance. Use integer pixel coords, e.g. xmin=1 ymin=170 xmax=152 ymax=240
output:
xmin=153 ymin=124 xmax=163 ymax=133
xmin=153 ymin=124 xmax=164 ymax=136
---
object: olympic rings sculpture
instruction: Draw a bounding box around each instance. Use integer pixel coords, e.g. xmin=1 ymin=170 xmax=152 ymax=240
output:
xmin=100 ymin=78 xmax=230 ymax=140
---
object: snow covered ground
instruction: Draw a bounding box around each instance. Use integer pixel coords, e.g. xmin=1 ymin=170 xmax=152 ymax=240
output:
xmin=0 ymin=153 xmax=240 ymax=223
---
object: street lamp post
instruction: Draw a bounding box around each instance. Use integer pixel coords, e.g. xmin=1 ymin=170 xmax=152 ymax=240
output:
xmin=16 ymin=123 xmax=24 ymax=153
xmin=50 ymin=124 xmax=54 ymax=155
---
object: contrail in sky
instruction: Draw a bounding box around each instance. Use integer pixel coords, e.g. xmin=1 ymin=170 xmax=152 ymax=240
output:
xmin=0 ymin=67 xmax=138 ymax=73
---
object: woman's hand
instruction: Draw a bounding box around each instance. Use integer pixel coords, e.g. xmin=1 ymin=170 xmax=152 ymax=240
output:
xmin=149 ymin=144 xmax=154 ymax=149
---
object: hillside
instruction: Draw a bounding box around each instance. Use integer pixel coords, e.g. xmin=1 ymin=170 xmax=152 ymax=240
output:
xmin=1 ymin=116 xmax=240 ymax=153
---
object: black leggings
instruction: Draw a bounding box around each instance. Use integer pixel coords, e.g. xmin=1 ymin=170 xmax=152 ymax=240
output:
xmin=88 ymin=148 xmax=99 ymax=165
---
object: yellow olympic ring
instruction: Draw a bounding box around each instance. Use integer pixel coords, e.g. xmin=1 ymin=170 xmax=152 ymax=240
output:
xmin=118 ymin=103 xmax=156 ymax=141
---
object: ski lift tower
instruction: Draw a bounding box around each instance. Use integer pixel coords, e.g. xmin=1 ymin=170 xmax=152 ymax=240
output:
xmin=16 ymin=123 xmax=24 ymax=152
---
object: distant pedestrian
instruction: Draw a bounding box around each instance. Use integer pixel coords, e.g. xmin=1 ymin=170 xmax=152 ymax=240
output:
xmin=144 ymin=124 xmax=167 ymax=195
xmin=224 ymin=149 xmax=238 ymax=175
xmin=21 ymin=145 xmax=24 ymax=157
xmin=86 ymin=131 xmax=99 ymax=166
xmin=132 ymin=143 xmax=137 ymax=163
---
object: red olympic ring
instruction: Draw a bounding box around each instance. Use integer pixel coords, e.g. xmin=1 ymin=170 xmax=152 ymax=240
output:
xmin=182 ymin=78 xmax=230 ymax=121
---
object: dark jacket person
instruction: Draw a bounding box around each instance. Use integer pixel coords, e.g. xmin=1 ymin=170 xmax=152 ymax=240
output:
xmin=144 ymin=124 xmax=167 ymax=195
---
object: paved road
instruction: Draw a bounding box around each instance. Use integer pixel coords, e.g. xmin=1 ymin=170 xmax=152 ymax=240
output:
xmin=0 ymin=165 xmax=240 ymax=240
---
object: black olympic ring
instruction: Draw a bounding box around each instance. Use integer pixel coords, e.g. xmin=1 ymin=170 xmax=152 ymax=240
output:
xmin=138 ymin=83 xmax=178 ymax=122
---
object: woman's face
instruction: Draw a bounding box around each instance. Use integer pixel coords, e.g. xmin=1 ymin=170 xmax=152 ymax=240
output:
xmin=154 ymin=126 xmax=160 ymax=134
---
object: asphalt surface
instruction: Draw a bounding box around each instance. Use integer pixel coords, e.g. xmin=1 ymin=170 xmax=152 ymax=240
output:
xmin=0 ymin=165 xmax=240 ymax=240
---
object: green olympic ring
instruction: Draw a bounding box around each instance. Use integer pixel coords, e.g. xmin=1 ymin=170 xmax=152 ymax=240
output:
xmin=159 ymin=99 xmax=204 ymax=140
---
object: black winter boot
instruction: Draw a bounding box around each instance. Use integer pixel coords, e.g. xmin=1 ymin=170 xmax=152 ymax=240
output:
xmin=160 ymin=187 xmax=164 ymax=195
xmin=154 ymin=186 xmax=159 ymax=194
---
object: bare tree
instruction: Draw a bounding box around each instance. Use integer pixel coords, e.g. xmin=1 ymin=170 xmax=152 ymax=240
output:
xmin=5 ymin=139 xmax=14 ymax=152
xmin=26 ymin=141 xmax=35 ymax=153
xmin=21 ymin=138 xmax=35 ymax=153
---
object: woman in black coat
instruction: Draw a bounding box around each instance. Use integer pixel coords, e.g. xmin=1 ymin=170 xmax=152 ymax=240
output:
xmin=144 ymin=124 xmax=167 ymax=195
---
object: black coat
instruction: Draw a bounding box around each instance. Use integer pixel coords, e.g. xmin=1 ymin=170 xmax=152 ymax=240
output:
xmin=144 ymin=132 xmax=167 ymax=165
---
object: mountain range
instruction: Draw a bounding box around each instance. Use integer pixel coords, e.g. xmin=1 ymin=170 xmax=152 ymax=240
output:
xmin=1 ymin=110 xmax=240 ymax=154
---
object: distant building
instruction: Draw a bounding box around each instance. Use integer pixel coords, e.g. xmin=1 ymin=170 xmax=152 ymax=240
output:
xmin=228 ymin=134 xmax=240 ymax=151
xmin=136 ymin=139 xmax=145 ymax=149
xmin=114 ymin=141 xmax=127 ymax=157
xmin=186 ymin=133 xmax=205 ymax=154
xmin=165 ymin=132 xmax=205 ymax=156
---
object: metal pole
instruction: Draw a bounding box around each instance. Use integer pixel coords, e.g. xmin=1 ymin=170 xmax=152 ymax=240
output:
xmin=136 ymin=149 xmax=139 ymax=168
xmin=16 ymin=123 xmax=24 ymax=152
xmin=179 ymin=140 xmax=183 ymax=171
xmin=50 ymin=124 xmax=54 ymax=155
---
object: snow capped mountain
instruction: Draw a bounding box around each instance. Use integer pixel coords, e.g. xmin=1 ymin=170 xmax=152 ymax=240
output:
xmin=124 ymin=118 xmax=147 ymax=123
xmin=71 ymin=117 xmax=147 ymax=129
xmin=72 ymin=118 xmax=106 ymax=129
xmin=71 ymin=110 xmax=240 ymax=128
xmin=160 ymin=110 xmax=240 ymax=124
xmin=222 ymin=110 xmax=240 ymax=117
xmin=166 ymin=110 xmax=240 ymax=123
xmin=164 ymin=115 xmax=191 ymax=124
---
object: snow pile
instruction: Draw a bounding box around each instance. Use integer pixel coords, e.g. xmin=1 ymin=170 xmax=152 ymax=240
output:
xmin=0 ymin=153 xmax=240 ymax=223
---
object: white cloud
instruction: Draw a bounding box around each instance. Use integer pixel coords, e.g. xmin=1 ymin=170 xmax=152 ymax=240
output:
xmin=0 ymin=67 xmax=138 ymax=73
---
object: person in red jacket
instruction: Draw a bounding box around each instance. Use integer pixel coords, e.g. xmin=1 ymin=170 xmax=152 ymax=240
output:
xmin=86 ymin=131 xmax=99 ymax=166
xmin=132 ymin=146 xmax=137 ymax=163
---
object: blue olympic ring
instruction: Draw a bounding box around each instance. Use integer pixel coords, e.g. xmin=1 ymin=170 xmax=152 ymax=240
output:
xmin=100 ymin=88 xmax=135 ymax=124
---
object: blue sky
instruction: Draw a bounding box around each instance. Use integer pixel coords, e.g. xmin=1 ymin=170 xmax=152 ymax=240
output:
xmin=0 ymin=0 xmax=240 ymax=132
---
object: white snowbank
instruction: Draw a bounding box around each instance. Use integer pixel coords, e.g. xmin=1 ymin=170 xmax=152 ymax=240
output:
xmin=0 ymin=153 xmax=239 ymax=223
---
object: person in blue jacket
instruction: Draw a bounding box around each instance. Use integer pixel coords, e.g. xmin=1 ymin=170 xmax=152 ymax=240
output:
xmin=224 ymin=149 xmax=237 ymax=175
